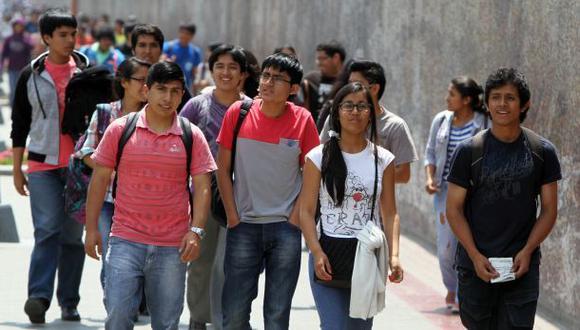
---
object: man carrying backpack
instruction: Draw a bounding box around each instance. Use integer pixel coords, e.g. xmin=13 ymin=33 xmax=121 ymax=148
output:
xmin=446 ymin=68 xmax=561 ymax=330
xmin=217 ymin=53 xmax=320 ymax=330
xmin=84 ymin=61 xmax=216 ymax=329
xmin=10 ymin=9 xmax=88 ymax=324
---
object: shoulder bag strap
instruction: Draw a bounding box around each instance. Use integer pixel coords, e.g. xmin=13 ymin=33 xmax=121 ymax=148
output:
xmin=230 ymin=99 xmax=253 ymax=178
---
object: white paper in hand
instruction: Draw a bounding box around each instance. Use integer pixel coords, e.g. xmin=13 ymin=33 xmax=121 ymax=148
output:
xmin=489 ymin=257 xmax=516 ymax=283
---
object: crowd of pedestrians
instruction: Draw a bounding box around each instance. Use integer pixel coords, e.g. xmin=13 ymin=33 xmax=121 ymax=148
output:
xmin=5 ymin=7 xmax=562 ymax=330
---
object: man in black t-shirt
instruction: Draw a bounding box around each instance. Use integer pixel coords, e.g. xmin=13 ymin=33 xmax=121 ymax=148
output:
xmin=297 ymin=41 xmax=345 ymax=122
xmin=446 ymin=68 xmax=561 ymax=330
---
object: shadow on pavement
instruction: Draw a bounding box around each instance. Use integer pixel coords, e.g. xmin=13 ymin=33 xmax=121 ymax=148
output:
xmin=0 ymin=321 xmax=101 ymax=329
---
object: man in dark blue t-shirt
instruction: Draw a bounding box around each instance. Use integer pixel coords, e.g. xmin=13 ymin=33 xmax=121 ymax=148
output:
xmin=446 ymin=68 xmax=561 ymax=330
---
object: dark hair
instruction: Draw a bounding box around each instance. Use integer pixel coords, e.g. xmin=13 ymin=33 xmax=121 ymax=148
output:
xmin=208 ymin=44 xmax=247 ymax=73
xmin=115 ymin=19 xmax=124 ymax=26
xmin=316 ymin=59 xmax=354 ymax=130
xmin=96 ymin=26 xmax=115 ymax=42
xmin=146 ymin=61 xmax=185 ymax=89
xmin=349 ymin=60 xmax=387 ymax=99
xmin=130 ymin=24 xmax=164 ymax=52
xmin=316 ymin=41 xmax=346 ymax=62
xmin=114 ymin=58 xmax=152 ymax=99
xmin=208 ymin=42 xmax=223 ymax=53
xmin=273 ymin=45 xmax=296 ymax=56
xmin=451 ymin=76 xmax=485 ymax=114
xmin=261 ymin=53 xmax=303 ymax=85
xmin=179 ymin=23 xmax=196 ymax=35
xmin=484 ymin=67 xmax=531 ymax=123
xmin=321 ymin=82 xmax=378 ymax=206
xmin=242 ymin=49 xmax=260 ymax=98
xmin=123 ymin=23 xmax=135 ymax=36
xmin=39 ymin=8 xmax=77 ymax=37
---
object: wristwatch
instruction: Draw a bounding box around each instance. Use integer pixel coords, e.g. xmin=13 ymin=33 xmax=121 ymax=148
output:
xmin=190 ymin=226 xmax=205 ymax=240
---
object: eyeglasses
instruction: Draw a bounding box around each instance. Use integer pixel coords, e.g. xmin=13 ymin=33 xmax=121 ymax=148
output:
xmin=260 ymin=72 xmax=292 ymax=85
xmin=129 ymin=77 xmax=146 ymax=83
xmin=339 ymin=102 xmax=371 ymax=113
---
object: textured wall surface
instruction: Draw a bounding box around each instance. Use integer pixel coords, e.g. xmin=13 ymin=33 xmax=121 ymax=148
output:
xmin=75 ymin=0 xmax=579 ymax=326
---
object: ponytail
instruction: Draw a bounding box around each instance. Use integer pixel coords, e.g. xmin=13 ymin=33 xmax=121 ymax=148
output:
xmin=451 ymin=76 xmax=486 ymax=114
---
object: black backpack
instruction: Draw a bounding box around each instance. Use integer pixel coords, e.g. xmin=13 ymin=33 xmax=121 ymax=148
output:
xmin=469 ymin=127 xmax=544 ymax=196
xmin=62 ymin=65 xmax=115 ymax=141
xmin=111 ymin=112 xmax=194 ymax=215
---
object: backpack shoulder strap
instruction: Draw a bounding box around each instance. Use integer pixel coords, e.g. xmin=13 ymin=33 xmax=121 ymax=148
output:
xmin=112 ymin=112 xmax=140 ymax=199
xmin=521 ymin=127 xmax=544 ymax=162
xmin=469 ymin=128 xmax=488 ymax=188
xmin=230 ymin=100 xmax=252 ymax=176
xmin=234 ymin=100 xmax=252 ymax=136
xmin=178 ymin=116 xmax=194 ymax=218
xmin=521 ymin=127 xmax=545 ymax=195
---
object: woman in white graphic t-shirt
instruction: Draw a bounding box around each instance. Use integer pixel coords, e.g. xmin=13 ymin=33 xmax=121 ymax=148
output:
xmin=299 ymin=82 xmax=403 ymax=329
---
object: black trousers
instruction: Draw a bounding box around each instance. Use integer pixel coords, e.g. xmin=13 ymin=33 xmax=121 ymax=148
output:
xmin=457 ymin=263 xmax=539 ymax=330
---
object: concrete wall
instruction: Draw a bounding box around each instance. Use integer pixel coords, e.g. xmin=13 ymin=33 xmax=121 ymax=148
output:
xmin=73 ymin=0 xmax=579 ymax=326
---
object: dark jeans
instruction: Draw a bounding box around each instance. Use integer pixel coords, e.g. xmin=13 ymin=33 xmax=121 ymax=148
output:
xmin=222 ymin=222 xmax=301 ymax=330
xmin=458 ymin=264 xmax=539 ymax=330
xmin=28 ymin=168 xmax=85 ymax=308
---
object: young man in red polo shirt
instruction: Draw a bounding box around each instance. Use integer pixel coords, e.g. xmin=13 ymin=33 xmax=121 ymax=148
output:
xmin=85 ymin=61 xmax=216 ymax=329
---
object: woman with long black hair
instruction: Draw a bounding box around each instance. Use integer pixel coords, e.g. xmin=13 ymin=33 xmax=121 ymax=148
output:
xmin=300 ymin=82 xmax=403 ymax=329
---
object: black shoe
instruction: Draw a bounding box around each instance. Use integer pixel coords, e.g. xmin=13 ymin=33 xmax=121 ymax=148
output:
xmin=24 ymin=297 xmax=49 ymax=324
xmin=61 ymin=307 xmax=81 ymax=321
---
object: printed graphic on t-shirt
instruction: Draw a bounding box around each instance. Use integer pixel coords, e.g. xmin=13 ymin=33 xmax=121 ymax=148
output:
xmin=320 ymin=171 xmax=376 ymax=237
xmin=480 ymin=139 xmax=534 ymax=205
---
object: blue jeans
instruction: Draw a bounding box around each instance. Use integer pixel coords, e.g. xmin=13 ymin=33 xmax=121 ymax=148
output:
xmin=308 ymin=254 xmax=374 ymax=330
xmin=222 ymin=222 xmax=301 ymax=330
xmin=99 ymin=202 xmax=114 ymax=290
xmin=27 ymin=168 xmax=85 ymax=308
xmin=104 ymin=236 xmax=187 ymax=330
xmin=433 ymin=183 xmax=458 ymax=294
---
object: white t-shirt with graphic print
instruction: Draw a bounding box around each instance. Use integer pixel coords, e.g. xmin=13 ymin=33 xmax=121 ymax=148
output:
xmin=306 ymin=141 xmax=395 ymax=238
